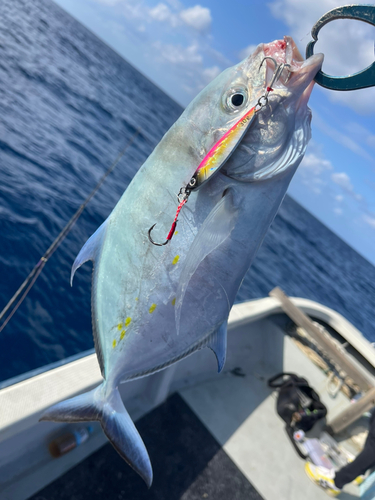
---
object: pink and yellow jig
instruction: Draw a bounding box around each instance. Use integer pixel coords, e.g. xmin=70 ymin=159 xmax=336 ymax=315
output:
xmin=194 ymin=105 xmax=257 ymax=187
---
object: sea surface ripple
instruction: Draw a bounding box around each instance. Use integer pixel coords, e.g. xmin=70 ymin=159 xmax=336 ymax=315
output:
xmin=0 ymin=0 xmax=374 ymax=382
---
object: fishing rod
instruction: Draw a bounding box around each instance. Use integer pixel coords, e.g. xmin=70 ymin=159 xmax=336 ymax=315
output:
xmin=0 ymin=128 xmax=142 ymax=333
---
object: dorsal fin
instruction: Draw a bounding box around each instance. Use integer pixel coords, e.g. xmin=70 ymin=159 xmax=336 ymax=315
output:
xmin=71 ymin=220 xmax=108 ymax=286
xmin=208 ymin=321 xmax=227 ymax=373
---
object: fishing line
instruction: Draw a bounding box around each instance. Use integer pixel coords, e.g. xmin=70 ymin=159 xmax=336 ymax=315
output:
xmin=0 ymin=129 xmax=141 ymax=333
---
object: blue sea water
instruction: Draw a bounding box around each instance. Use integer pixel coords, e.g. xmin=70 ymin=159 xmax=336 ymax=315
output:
xmin=0 ymin=0 xmax=374 ymax=383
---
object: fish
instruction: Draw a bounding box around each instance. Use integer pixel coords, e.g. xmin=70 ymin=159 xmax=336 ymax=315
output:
xmin=40 ymin=37 xmax=323 ymax=487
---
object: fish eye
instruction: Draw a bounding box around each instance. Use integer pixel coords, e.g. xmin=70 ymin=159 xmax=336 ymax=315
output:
xmin=223 ymin=87 xmax=248 ymax=112
xmin=231 ymin=94 xmax=244 ymax=107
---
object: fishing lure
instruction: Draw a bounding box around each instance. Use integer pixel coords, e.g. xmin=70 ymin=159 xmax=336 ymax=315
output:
xmin=148 ymin=57 xmax=291 ymax=246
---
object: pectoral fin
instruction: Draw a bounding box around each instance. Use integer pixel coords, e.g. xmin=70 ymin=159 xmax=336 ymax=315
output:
xmin=175 ymin=190 xmax=238 ymax=334
xmin=71 ymin=219 xmax=108 ymax=285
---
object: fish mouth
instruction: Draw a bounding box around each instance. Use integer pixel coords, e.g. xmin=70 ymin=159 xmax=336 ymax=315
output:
xmin=193 ymin=38 xmax=323 ymax=188
xmin=219 ymin=38 xmax=323 ymax=182
xmin=262 ymin=36 xmax=323 ymax=105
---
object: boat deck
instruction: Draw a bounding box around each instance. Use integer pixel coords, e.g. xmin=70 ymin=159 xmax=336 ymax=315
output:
xmin=2 ymin=298 xmax=374 ymax=500
xmin=29 ymin=334 xmax=361 ymax=500
xmin=180 ymin=335 xmax=360 ymax=500
xmin=28 ymin=393 xmax=262 ymax=500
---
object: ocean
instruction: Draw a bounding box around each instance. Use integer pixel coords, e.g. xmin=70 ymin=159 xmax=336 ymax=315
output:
xmin=0 ymin=0 xmax=374 ymax=383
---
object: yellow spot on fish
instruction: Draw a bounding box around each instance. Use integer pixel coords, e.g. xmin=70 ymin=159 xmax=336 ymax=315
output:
xmin=149 ymin=303 xmax=157 ymax=314
xmin=117 ymin=323 xmax=123 ymax=330
xmin=174 ymin=231 xmax=178 ymax=235
xmin=112 ymin=339 xmax=117 ymax=348
xmin=125 ymin=317 xmax=132 ymax=327
xmin=135 ymin=297 xmax=138 ymax=301
xmin=171 ymin=298 xmax=176 ymax=306
xmin=172 ymin=255 xmax=179 ymax=265
xmin=120 ymin=330 xmax=126 ymax=340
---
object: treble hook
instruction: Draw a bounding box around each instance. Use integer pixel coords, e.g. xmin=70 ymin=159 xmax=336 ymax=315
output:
xmin=259 ymin=56 xmax=291 ymax=100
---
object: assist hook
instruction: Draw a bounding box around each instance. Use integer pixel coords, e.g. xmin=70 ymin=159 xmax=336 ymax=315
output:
xmin=148 ymin=223 xmax=169 ymax=247
xmin=147 ymin=182 xmax=195 ymax=246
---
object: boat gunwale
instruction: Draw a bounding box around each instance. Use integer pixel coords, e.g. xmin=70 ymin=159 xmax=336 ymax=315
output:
xmin=0 ymin=297 xmax=374 ymax=443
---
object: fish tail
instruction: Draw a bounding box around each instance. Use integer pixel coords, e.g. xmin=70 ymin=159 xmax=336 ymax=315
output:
xmin=40 ymin=383 xmax=153 ymax=487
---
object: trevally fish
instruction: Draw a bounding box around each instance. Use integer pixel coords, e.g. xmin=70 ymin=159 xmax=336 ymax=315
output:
xmin=41 ymin=37 xmax=323 ymax=486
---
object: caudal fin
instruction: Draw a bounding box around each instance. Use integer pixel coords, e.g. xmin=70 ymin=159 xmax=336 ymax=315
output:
xmin=40 ymin=384 xmax=153 ymax=487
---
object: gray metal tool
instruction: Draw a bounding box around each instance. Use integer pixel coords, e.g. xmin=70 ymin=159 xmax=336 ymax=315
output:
xmin=306 ymin=4 xmax=375 ymax=91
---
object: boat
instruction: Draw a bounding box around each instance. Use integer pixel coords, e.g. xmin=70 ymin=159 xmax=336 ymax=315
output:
xmin=1 ymin=287 xmax=375 ymax=500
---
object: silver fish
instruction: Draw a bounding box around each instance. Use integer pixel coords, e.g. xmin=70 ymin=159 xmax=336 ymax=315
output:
xmin=41 ymin=37 xmax=323 ymax=486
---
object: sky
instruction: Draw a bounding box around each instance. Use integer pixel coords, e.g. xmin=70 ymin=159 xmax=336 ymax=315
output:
xmin=54 ymin=0 xmax=375 ymax=265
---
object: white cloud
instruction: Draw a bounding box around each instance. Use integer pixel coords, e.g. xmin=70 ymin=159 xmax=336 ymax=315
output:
xmin=180 ymin=5 xmax=212 ymax=33
xmin=297 ymin=151 xmax=366 ymax=207
xmin=331 ymin=172 xmax=353 ymax=192
xmin=165 ymin=0 xmax=183 ymax=9
xmin=88 ymin=0 xmax=221 ymax=104
xmin=115 ymin=0 xmax=144 ymax=20
xmin=269 ymin=0 xmax=375 ymax=113
xmin=300 ymin=152 xmax=333 ymax=175
xmin=148 ymin=3 xmax=212 ymax=33
xmin=331 ymin=173 xmax=363 ymax=200
xmin=95 ymin=0 xmax=123 ymax=5
xmin=202 ymin=65 xmax=221 ymax=84
xmin=94 ymin=0 xmax=212 ymax=34
xmin=149 ymin=3 xmax=173 ymax=22
xmin=334 ymin=207 xmax=343 ymax=215
xmin=311 ymin=184 xmax=322 ymax=195
xmin=152 ymin=41 xmax=221 ymax=94
xmin=181 ymin=83 xmax=194 ymax=95
xmin=296 ymin=149 xmax=333 ymax=195
xmin=238 ymin=44 xmax=257 ymax=61
xmin=363 ymin=214 xmax=375 ymax=229
xmin=153 ymin=41 xmax=203 ymax=66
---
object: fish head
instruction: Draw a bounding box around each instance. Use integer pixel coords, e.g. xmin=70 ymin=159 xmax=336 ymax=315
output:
xmin=183 ymin=36 xmax=323 ymax=184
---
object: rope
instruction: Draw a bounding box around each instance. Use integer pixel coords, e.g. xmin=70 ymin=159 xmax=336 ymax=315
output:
xmin=291 ymin=327 xmax=359 ymax=398
xmin=166 ymin=197 xmax=188 ymax=241
xmin=0 ymin=129 xmax=141 ymax=333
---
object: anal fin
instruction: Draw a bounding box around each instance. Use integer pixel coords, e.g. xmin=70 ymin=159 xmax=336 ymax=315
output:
xmin=208 ymin=320 xmax=227 ymax=373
